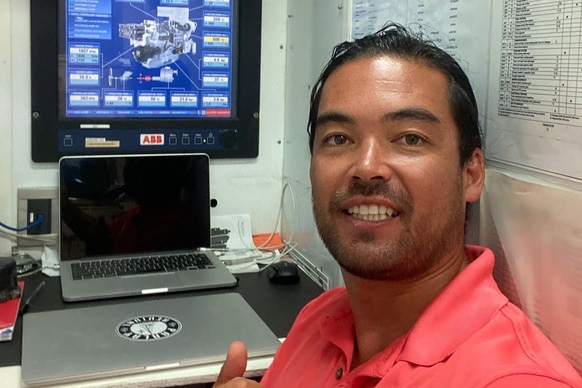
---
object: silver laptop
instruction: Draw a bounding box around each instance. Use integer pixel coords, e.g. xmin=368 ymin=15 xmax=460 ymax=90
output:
xmin=21 ymin=293 xmax=281 ymax=386
xmin=58 ymin=153 xmax=237 ymax=302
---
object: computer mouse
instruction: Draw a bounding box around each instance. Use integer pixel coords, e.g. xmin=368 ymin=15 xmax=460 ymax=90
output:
xmin=268 ymin=261 xmax=300 ymax=285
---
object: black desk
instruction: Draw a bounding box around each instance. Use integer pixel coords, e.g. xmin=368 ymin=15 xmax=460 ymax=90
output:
xmin=0 ymin=268 xmax=324 ymax=368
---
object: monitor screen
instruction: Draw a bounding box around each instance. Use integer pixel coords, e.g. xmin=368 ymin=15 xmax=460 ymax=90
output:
xmin=31 ymin=0 xmax=262 ymax=162
xmin=59 ymin=153 xmax=210 ymax=260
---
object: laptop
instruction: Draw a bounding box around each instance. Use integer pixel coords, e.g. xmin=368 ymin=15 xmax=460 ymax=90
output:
xmin=21 ymin=293 xmax=282 ymax=386
xmin=58 ymin=153 xmax=237 ymax=302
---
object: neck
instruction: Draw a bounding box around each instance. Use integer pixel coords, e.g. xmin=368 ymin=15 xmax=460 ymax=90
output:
xmin=344 ymin=246 xmax=469 ymax=368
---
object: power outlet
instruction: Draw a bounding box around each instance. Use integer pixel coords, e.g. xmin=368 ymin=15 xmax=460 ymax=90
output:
xmin=26 ymin=199 xmax=52 ymax=235
xmin=17 ymin=187 xmax=59 ymax=247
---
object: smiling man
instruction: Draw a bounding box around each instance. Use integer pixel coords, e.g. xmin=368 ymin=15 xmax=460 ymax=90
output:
xmin=213 ymin=23 xmax=582 ymax=388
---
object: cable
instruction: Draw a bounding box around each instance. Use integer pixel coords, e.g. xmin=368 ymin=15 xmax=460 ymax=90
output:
xmin=242 ymin=180 xmax=298 ymax=266
xmin=0 ymin=214 xmax=44 ymax=232
xmin=208 ymin=180 xmax=300 ymax=273
xmin=280 ymin=241 xmax=298 ymax=257
xmin=244 ymin=179 xmax=299 ymax=273
xmin=0 ymin=228 xmax=56 ymax=245
xmin=254 ymin=181 xmax=293 ymax=250
xmin=17 ymin=264 xmax=61 ymax=278
xmin=209 ymin=247 xmax=278 ymax=262
xmin=206 ymin=180 xmax=299 ymax=270
xmin=0 ymin=212 xmax=54 ymax=245
xmin=272 ymin=180 xmax=298 ymax=258
xmin=279 ymin=181 xmax=298 ymax=248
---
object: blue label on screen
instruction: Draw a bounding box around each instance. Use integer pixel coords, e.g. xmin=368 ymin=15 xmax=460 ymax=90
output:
xmin=202 ymin=72 xmax=229 ymax=88
xmin=103 ymin=92 xmax=134 ymax=107
xmin=63 ymin=0 xmax=233 ymax=119
xmin=69 ymin=69 xmax=101 ymax=86
xmin=202 ymin=52 xmax=229 ymax=68
xmin=201 ymin=92 xmax=229 ymax=108
xmin=170 ymin=92 xmax=199 ymax=108
xmin=161 ymin=0 xmax=188 ymax=4
xmin=68 ymin=43 xmax=101 ymax=64
xmin=204 ymin=0 xmax=229 ymax=7
xmin=203 ymin=11 xmax=230 ymax=28
xmin=69 ymin=91 xmax=101 ymax=107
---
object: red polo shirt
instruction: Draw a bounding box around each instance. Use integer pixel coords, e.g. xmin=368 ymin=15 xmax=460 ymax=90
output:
xmin=261 ymin=246 xmax=582 ymax=387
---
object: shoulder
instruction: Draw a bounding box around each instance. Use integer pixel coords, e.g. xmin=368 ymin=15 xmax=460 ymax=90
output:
xmin=498 ymin=303 xmax=580 ymax=378
xmin=485 ymin=374 xmax=580 ymax=388
xmin=458 ymin=302 xmax=582 ymax=386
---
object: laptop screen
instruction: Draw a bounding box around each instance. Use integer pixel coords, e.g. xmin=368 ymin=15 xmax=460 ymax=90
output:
xmin=59 ymin=153 xmax=210 ymax=261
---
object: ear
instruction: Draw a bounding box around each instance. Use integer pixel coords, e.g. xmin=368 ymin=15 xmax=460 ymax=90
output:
xmin=463 ymin=148 xmax=485 ymax=203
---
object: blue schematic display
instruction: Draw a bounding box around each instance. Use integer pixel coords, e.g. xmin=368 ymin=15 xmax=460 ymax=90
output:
xmin=31 ymin=0 xmax=261 ymax=162
xmin=63 ymin=0 xmax=234 ymax=119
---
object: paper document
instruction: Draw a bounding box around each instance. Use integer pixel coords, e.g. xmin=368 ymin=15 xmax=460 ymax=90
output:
xmin=41 ymin=246 xmax=60 ymax=276
xmin=211 ymin=214 xmax=262 ymax=273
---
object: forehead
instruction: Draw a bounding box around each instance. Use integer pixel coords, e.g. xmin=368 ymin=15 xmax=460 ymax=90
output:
xmin=318 ymin=56 xmax=452 ymax=117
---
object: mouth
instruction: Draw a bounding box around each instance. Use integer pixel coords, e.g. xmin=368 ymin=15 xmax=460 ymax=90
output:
xmin=346 ymin=204 xmax=400 ymax=221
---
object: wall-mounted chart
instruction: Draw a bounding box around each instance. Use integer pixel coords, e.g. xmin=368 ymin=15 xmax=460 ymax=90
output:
xmin=486 ymin=0 xmax=582 ymax=181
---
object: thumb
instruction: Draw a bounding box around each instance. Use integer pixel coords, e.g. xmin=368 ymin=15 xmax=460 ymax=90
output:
xmin=214 ymin=341 xmax=249 ymax=386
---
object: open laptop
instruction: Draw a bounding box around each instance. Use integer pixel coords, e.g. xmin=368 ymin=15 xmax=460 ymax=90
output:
xmin=21 ymin=293 xmax=282 ymax=386
xmin=58 ymin=153 xmax=237 ymax=302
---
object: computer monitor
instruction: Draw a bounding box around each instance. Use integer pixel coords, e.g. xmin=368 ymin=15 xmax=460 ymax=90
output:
xmin=30 ymin=0 xmax=262 ymax=162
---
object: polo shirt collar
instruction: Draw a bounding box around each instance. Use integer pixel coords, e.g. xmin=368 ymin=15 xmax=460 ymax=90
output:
xmin=318 ymin=246 xmax=508 ymax=372
xmin=398 ymin=245 xmax=508 ymax=366
xmin=320 ymin=293 xmax=354 ymax=359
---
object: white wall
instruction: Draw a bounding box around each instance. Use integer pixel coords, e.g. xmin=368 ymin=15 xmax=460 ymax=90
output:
xmin=281 ymin=0 xmax=349 ymax=288
xmin=0 ymin=0 xmax=13 ymax=256
xmin=0 ymin=0 xmax=289 ymax=256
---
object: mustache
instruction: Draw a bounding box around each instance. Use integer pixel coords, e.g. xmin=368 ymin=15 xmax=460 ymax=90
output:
xmin=329 ymin=180 xmax=412 ymax=210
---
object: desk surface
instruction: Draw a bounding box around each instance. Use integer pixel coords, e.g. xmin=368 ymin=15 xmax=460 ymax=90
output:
xmin=0 ymin=267 xmax=324 ymax=386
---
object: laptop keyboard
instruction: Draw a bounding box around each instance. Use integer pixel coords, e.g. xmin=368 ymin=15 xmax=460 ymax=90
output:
xmin=71 ymin=253 xmax=216 ymax=280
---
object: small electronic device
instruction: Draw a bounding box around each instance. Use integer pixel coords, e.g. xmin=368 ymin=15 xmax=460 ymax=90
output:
xmin=268 ymin=261 xmax=301 ymax=285
xmin=14 ymin=255 xmax=41 ymax=275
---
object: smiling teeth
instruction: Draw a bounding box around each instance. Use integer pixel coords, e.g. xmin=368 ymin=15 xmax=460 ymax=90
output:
xmin=347 ymin=205 xmax=398 ymax=221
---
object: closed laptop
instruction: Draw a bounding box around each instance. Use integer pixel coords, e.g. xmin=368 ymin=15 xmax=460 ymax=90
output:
xmin=21 ymin=293 xmax=281 ymax=386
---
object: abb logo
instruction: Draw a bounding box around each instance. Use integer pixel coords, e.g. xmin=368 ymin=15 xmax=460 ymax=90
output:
xmin=140 ymin=134 xmax=165 ymax=145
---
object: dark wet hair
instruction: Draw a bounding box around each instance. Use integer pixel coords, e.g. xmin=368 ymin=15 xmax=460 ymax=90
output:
xmin=307 ymin=22 xmax=482 ymax=165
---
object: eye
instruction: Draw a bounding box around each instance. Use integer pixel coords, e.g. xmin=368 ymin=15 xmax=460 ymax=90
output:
xmin=402 ymin=133 xmax=423 ymax=146
xmin=323 ymin=134 xmax=350 ymax=146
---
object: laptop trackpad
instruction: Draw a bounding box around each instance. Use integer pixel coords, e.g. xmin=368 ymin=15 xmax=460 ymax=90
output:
xmin=122 ymin=273 xmax=182 ymax=293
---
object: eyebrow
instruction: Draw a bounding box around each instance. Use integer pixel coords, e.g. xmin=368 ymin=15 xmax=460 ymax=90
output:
xmin=315 ymin=112 xmax=356 ymax=129
xmin=314 ymin=107 xmax=442 ymax=134
xmin=315 ymin=107 xmax=441 ymax=129
xmin=383 ymin=108 xmax=441 ymax=124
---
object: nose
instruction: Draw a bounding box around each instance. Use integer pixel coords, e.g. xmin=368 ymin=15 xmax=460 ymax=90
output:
xmin=352 ymin=138 xmax=392 ymax=182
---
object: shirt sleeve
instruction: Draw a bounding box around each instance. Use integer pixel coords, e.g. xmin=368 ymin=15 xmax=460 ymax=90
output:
xmin=487 ymin=374 xmax=578 ymax=388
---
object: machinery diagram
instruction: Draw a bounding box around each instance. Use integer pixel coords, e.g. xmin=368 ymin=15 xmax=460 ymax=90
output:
xmin=108 ymin=68 xmax=133 ymax=88
xmin=64 ymin=1 xmax=233 ymax=118
xmin=118 ymin=7 xmax=197 ymax=69
xmin=137 ymin=66 xmax=178 ymax=84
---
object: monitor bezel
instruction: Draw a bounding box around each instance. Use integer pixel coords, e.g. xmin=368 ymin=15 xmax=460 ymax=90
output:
xmin=31 ymin=0 xmax=262 ymax=162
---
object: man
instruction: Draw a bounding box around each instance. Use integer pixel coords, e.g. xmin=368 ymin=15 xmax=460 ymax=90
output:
xmin=213 ymin=23 xmax=582 ymax=387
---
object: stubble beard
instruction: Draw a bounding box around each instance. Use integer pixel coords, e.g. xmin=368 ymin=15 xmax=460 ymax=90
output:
xmin=313 ymin=180 xmax=466 ymax=281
